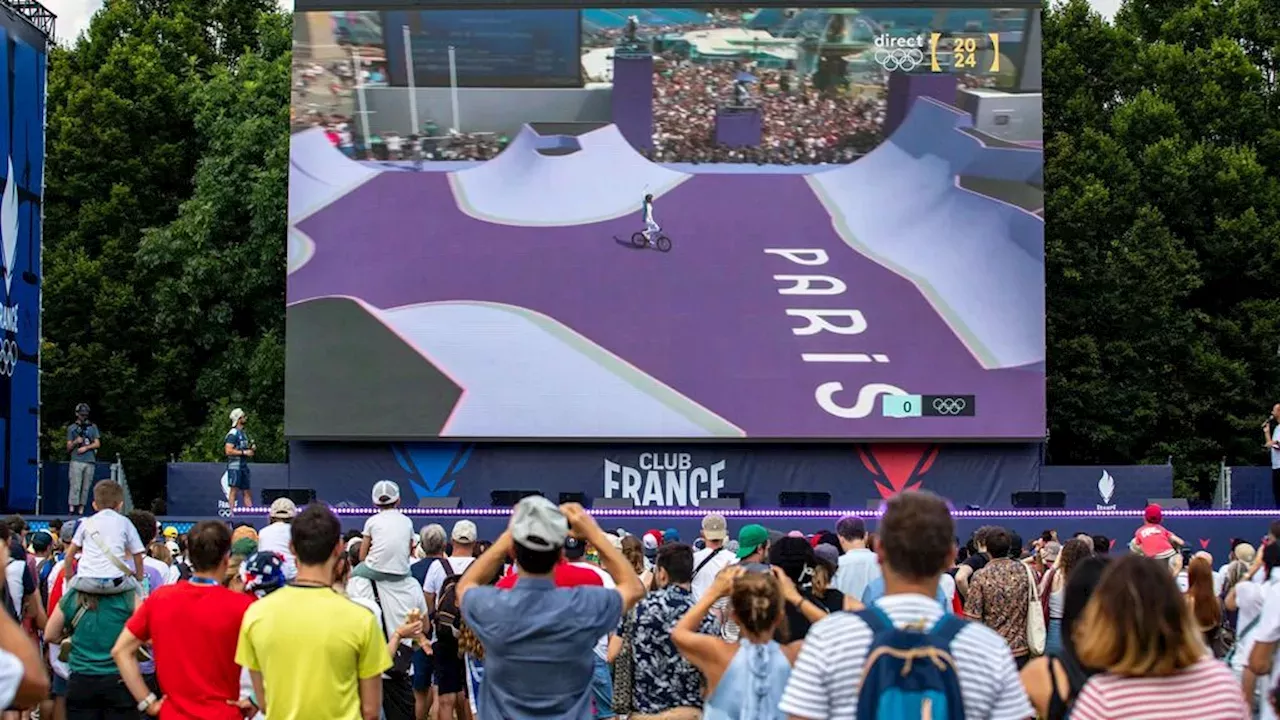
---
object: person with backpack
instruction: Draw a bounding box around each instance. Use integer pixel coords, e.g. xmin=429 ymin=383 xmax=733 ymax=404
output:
xmin=410 ymin=524 xmax=447 ymax=720
xmin=779 ymin=491 xmax=1034 ymax=720
xmin=424 ymin=520 xmax=477 ymax=720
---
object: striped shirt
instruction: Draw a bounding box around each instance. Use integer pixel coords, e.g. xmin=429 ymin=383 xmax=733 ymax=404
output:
xmin=778 ymin=593 xmax=1033 ymax=720
xmin=1069 ymin=656 xmax=1248 ymax=720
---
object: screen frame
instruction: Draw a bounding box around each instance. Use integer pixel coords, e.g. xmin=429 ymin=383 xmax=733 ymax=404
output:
xmin=287 ymin=0 xmax=1045 ymax=443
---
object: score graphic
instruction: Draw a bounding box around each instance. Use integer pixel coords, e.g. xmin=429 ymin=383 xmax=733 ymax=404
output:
xmin=883 ymin=395 xmax=977 ymax=418
xmin=929 ymin=32 xmax=1000 ymax=73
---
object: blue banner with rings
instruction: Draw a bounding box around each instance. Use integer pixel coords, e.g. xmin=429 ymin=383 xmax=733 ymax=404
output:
xmin=0 ymin=17 xmax=47 ymax=513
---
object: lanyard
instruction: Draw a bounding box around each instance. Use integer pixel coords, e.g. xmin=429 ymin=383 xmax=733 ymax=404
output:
xmin=188 ymin=577 xmax=219 ymax=586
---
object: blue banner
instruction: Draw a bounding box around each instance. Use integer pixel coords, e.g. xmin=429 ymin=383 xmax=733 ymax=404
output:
xmin=1038 ymin=464 xmax=1174 ymax=510
xmin=165 ymin=463 xmax=292 ymax=517
xmin=0 ymin=20 xmax=46 ymax=513
xmin=159 ymin=443 xmax=1170 ymax=515
xmin=1228 ymin=466 xmax=1274 ymax=510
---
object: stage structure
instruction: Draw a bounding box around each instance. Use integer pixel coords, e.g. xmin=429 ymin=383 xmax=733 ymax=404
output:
xmin=0 ymin=0 xmax=51 ymax=513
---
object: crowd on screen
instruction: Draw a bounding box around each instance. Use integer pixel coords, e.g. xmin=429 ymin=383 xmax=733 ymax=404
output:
xmin=647 ymin=56 xmax=885 ymax=165
xmin=0 ymin=479 xmax=1272 ymax=719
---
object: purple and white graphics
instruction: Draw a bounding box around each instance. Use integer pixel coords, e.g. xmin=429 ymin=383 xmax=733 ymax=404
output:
xmin=286 ymin=6 xmax=1044 ymax=440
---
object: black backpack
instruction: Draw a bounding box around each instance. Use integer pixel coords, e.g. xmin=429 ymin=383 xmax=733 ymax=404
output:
xmin=434 ymin=558 xmax=462 ymax=636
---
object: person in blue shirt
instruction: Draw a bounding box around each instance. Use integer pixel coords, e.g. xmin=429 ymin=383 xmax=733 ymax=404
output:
xmin=641 ymin=194 xmax=661 ymax=246
xmin=223 ymin=409 xmax=254 ymax=511
xmin=862 ymin=573 xmax=952 ymax=612
xmin=457 ymin=498 xmax=645 ymax=719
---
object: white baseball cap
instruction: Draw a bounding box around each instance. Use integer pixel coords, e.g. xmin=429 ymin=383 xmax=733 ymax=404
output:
xmin=452 ymin=520 xmax=477 ymax=544
xmin=510 ymin=496 xmax=568 ymax=551
xmin=229 ymin=408 xmax=246 ymax=428
xmin=701 ymin=513 xmax=728 ymax=542
xmin=269 ymin=497 xmax=298 ymax=520
xmin=371 ymin=480 xmax=401 ymax=506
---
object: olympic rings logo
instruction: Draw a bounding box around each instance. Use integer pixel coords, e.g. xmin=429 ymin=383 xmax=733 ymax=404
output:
xmin=873 ymin=48 xmax=925 ymax=73
xmin=932 ymin=397 xmax=967 ymax=415
xmin=0 ymin=339 xmax=18 ymax=378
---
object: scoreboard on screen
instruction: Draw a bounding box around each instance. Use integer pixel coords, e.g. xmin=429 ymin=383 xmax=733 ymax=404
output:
xmin=882 ymin=395 xmax=976 ymax=419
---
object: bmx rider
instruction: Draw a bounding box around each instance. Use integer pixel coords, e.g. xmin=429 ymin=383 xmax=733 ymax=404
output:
xmin=641 ymin=193 xmax=661 ymax=246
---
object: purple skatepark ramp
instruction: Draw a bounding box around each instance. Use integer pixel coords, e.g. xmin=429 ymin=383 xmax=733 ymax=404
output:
xmin=289 ymin=128 xmax=381 ymax=274
xmin=714 ymin=106 xmax=763 ymax=148
xmin=452 ymin=123 xmax=687 ymax=225
xmin=611 ymin=53 xmax=654 ymax=151
xmin=289 ymin=128 xmax=379 ymax=223
xmin=809 ymin=97 xmax=1044 ymax=371
xmin=287 ymin=102 xmax=1045 ymax=439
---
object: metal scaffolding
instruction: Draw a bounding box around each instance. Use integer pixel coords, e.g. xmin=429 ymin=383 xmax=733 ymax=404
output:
xmin=2 ymin=0 xmax=55 ymax=42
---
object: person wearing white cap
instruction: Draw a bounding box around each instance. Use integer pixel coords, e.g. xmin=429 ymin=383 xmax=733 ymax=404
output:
xmin=257 ymin=498 xmax=299 ymax=580
xmin=424 ymin=520 xmax=478 ymax=720
xmin=346 ymin=490 xmax=429 ymax=720
xmin=355 ymin=481 xmax=415 ymax=581
xmin=691 ymin=513 xmax=735 ymax=602
xmin=223 ymin=409 xmax=255 ymax=511
xmin=455 ymin=499 xmax=645 ymax=719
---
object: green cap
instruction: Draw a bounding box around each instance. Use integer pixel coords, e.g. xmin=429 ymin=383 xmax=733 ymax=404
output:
xmin=736 ymin=524 xmax=769 ymax=559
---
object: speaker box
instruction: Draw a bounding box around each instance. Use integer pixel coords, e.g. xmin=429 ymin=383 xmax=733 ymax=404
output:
xmin=592 ymin=498 xmax=635 ymax=509
xmin=490 ymin=490 xmax=542 ymax=508
xmin=559 ymin=492 xmax=588 ymax=505
xmin=262 ymin=488 xmax=316 ymax=506
xmin=1011 ymin=491 xmax=1065 ymax=509
xmin=700 ymin=497 xmax=741 ymax=510
xmin=417 ymin=497 xmax=461 ymax=509
xmin=779 ymin=492 xmax=831 ymax=509
xmin=1147 ymin=497 xmax=1189 ymax=510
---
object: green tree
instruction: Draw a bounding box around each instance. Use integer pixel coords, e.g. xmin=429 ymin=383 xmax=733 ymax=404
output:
xmin=1043 ymin=0 xmax=1280 ymax=496
xmin=41 ymin=1 xmax=287 ymax=499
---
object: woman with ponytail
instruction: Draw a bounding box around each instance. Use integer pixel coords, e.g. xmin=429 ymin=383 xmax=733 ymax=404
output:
xmin=673 ymin=566 xmax=808 ymax=719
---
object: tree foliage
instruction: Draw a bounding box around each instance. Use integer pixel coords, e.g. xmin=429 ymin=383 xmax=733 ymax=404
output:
xmin=1043 ymin=0 xmax=1280 ymax=495
xmin=36 ymin=0 xmax=1280 ymax=503
xmin=41 ymin=1 xmax=288 ymax=499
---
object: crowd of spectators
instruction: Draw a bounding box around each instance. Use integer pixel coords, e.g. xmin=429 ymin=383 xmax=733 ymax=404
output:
xmin=0 ymin=486 xmax=1269 ymax=719
xmin=649 ymin=55 xmax=885 ymax=165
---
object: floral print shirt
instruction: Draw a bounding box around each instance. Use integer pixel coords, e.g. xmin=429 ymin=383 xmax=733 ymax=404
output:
xmin=964 ymin=557 xmax=1031 ymax=657
xmin=628 ymin=585 xmax=715 ymax=714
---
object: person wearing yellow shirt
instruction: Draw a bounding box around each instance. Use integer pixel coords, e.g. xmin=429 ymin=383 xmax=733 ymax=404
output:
xmin=236 ymin=504 xmax=391 ymax=720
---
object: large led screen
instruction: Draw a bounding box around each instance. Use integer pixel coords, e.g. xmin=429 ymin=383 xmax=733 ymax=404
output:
xmin=287 ymin=5 xmax=1045 ymax=440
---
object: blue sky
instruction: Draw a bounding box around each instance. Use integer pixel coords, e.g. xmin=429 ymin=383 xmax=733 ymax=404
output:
xmin=43 ymin=0 xmax=1118 ymax=47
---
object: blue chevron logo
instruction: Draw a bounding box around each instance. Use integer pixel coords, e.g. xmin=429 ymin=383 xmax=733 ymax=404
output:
xmin=391 ymin=443 xmax=474 ymax=500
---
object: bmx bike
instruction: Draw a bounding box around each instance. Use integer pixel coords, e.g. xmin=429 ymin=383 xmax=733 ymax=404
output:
xmin=630 ymin=231 xmax=672 ymax=252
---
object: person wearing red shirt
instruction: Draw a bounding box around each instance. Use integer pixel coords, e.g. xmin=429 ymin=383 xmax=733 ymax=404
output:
xmin=496 ymin=559 xmax=605 ymax=589
xmin=111 ymin=521 xmax=254 ymax=719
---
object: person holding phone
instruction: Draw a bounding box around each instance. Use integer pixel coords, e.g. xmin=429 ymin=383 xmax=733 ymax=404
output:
xmin=1265 ymin=404 xmax=1280 ymax=507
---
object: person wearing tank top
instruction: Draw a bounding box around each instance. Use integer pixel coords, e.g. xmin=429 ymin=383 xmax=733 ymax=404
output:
xmin=673 ymin=566 xmax=819 ymax=719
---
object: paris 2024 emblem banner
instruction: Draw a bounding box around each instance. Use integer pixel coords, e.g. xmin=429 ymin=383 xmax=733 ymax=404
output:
xmin=285 ymin=4 xmax=1044 ymax=441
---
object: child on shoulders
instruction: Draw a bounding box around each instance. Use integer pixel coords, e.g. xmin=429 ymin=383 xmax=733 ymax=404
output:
xmin=63 ymin=481 xmax=145 ymax=600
